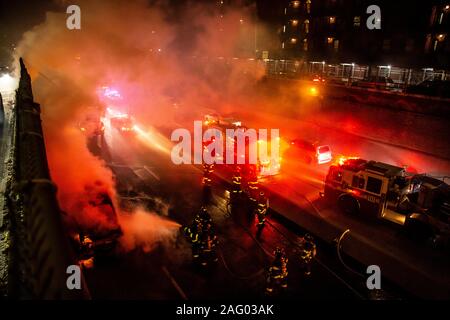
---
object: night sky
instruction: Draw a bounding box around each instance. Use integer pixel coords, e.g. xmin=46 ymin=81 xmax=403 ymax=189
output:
xmin=0 ymin=0 xmax=447 ymax=68
xmin=1 ymin=0 xmax=58 ymax=66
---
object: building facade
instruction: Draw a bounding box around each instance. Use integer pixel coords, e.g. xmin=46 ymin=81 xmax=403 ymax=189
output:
xmin=262 ymin=0 xmax=450 ymax=68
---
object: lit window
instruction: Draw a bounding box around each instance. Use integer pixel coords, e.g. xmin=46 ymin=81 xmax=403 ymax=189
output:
xmin=333 ymin=39 xmax=339 ymax=50
xmin=303 ymin=38 xmax=308 ymax=51
xmin=329 ymin=16 xmax=336 ymax=24
xmin=437 ymin=33 xmax=446 ymax=41
xmin=352 ymin=176 xmax=365 ymax=189
xmin=353 ymin=16 xmax=360 ymax=27
xmin=366 ymin=177 xmax=382 ymax=194
xmin=283 ymin=25 xmax=286 ymax=33
xmin=306 ymin=0 xmax=311 ymax=14
xmin=434 ymin=40 xmax=438 ymax=51
xmin=291 ymin=19 xmax=299 ymax=26
xmin=282 ymin=42 xmax=285 ymax=49
xmin=439 ymin=13 xmax=444 ymax=24
xmin=291 ymin=1 xmax=300 ymax=8
xmin=327 ymin=37 xmax=334 ymax=44
xmin=304 ymin=19 xmax=309 ymax=33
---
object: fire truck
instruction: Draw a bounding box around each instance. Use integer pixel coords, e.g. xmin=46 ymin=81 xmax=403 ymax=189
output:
xmin=323 ymin=158 xmax=450 ymax=246
xmin=203 ymin=115 xmax=281 ymax=177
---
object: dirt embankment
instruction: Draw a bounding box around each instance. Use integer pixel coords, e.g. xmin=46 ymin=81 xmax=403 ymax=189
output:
xmin=322 ymin=86 xmax=450 ymax=160
xmin=259 ymin=78 xmax=450 ymax=160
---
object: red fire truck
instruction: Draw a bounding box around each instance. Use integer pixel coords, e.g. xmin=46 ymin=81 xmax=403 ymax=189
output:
xmin=323 ymin=158 xmax=450 ymax=247
xmin=203 ymin=115 xmax=281 ymax=178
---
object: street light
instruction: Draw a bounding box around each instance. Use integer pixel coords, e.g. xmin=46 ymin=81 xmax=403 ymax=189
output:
xmin=437 ymin=34 xmax=446 ymax=41
xmin=0 ymin=73 xmax=17 ymax=93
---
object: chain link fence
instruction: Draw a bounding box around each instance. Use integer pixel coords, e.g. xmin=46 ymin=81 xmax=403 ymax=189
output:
xmin=3 ymin=60 xmax=89 ymax=299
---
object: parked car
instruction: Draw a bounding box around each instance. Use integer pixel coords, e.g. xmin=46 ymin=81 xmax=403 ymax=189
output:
xmin=352 ymin=76 xmax=396 ymax=91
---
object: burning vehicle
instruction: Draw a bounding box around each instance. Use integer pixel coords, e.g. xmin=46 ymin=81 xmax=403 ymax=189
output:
xmin=64 ymin=191 xmax=123 ymax=266
xmin=202 ymin=114 xmax=282 ymax=178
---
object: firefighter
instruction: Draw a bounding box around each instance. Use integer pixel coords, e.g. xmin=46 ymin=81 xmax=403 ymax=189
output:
xmin=202 ymin=163 xmax=214 ymax=187
xmin=183 ymin=216 xmax=203 ymax=244
xmin=198 ymin=206 xmax=212 ymax=226
xmin=256 ymin=191 xmax=268 ymax=230
xmin=246 ymin=166 xmax=259 ymax=208
xmin=202 ymin=163 xmax=214 ymax=203
xmin=192 ymin=232 xmax=202 ymax=263
xmin=298 ymin=233 xmax=316 ymax=276
xmin=183 ymin=217 xmax=203 ymax=262
xmin=231 ymin=166 xmax=243 ymax=196
xmin=265 ymin=247 xmax=288 ymax=296
xmin=77 ymin=232 xmax=95 ymax=268
xmin=198 ymin=222 xmax=219 ymax=267
xmin=78 ymin=232 xmax=94 ymax=257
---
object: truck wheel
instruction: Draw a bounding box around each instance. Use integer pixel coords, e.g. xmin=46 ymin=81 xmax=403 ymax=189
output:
xmin=338 ymin=195 xmax=359 ymax=215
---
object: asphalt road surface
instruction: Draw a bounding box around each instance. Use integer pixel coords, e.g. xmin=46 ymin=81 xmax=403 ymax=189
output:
xmin=81 ymin=117 xmax=410 ymax=300
xmin=80 ymin=79 xmax=449 ymax=299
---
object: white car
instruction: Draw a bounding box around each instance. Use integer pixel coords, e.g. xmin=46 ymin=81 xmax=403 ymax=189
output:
xmin=288 ymin=139 xmax=332 ymax=165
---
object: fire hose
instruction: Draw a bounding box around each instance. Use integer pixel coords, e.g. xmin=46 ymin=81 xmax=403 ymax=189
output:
xmin=217 ymin=248 xmax=265 ymax=280
xmin=336 ymin=229 xmax=365 ymax=278
xmin=223 ymin=200 xmax=275 ymax=258
xmin=204 ymin=198 xmax=270 ymax=280
xmin=265 ymin=218 xmax=366 ymax=299
xmin=215 ymin=192 xmax=365 ymax=298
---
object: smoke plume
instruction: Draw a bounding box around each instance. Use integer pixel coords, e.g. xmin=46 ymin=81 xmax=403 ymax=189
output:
xmin=14 ymin=0 xmax=264 ymax=250
xmin=118 ymin=208 xmax=181 ymax=253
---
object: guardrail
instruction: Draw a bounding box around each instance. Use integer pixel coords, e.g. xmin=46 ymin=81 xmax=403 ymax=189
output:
xmin=4 ymin=59 xmax=89 ymax=299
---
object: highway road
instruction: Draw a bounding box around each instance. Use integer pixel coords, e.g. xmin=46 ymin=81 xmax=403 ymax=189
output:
xmin=90 ymin=80 xmax=450 ymax=299
xmin=40 ymin=73 xmax=447 ymax=300
xmin=226 ymin=101 xmax=450 ymax=299
xmin=77 ymin=114 xmax=414 ymax=300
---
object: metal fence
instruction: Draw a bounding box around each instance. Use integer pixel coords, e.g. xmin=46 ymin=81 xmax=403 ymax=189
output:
xmin=5 ymin=59 xmax=89 ymax=299
xmin=263 ymin=59 xmax=450 ymax=87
